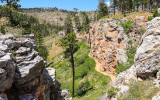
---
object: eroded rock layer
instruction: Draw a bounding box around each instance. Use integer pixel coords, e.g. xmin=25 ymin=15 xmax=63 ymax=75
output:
xmin=0 ymin=34 xmax=69 ymax=100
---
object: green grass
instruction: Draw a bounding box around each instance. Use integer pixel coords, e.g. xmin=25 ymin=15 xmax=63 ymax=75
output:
xmin=49 ymin=41 xmax=111 ymax=99
xmin=121 ymin=78 xmax=160 ymax=100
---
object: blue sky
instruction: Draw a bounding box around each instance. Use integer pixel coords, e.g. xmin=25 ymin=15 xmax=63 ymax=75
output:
xmin=0 ymin=0 xmax=110 ymax=11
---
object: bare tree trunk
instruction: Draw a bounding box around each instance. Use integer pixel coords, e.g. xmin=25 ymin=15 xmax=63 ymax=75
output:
xmin=123 ymin=0 xmax=126 ymax=17
xmin=137 ymin=5 xmax=139 ymax=12
xmin=114 ymin=7 xmax=116 ymax=15
xmin=70 ymin=51 xmax=75 ymax=98
xmin=7 ymin=0 xmax=9 ymax=4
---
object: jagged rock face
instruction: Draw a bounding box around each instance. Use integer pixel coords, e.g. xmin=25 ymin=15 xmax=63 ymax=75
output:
xmin=0 ymin=34 xmax=69 ymax=100
xmin=134 ymin=17 xmax=160 ymax=78
xmin=79 ymin=19 xmax=129 ymax=73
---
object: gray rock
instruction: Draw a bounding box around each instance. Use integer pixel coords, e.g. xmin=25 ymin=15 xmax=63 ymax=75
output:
xmin=0 ymin=55 xmax=15 ymax=92
xmin=55 ymin=90 xmax=70 ymax=100
xmin=19 ymin=94 xmax=38 ymax=100
xmin=22 ymin=33 xmax=34 ymax=39
xmin=15 ymin=47 xmax=31 ymax=54
xmin=0 ymin=45 xmax=8 ymax=52
xmin=152 ymin=92 xmax=160 ymax=100
xmin=0 ymin=68 xmax=5 ymax=74
xmin=113 ymin=65 xmax=136 ymax=87
xmin=117 ymin=49 xmax=128 ymax=64
xmin=99 ymin=93 xmax=117 ymax=100
xmin=157 ymin=71 xmax=160 ymax=80
xmin=99 ymin=93 xmax=110 ymax=100
xmin=15 ymin=56 xmax=45 ymax=85
xmin=58 ymin=31 xmax=65 ymax=39
xmin=0 ymin=51 xmax=5 ymax=57
xmin=0 ymin=34 xmax=70 ymax=100
xmin=154 ymin=71 xmax=160 ymax=87
xmin=134 ymin=17 xmax=160 ymax=78
xmin=0 ymin=93 xmax=8 ymax=100
xmin=46 ymin=68 xmax=56 ymax=81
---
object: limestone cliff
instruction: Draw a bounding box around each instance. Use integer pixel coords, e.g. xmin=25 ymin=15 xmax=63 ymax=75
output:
xmin=78 ymin=19 xmax=130 ymax=73
xmin=0 ymin=34 xmax=69 ymax=100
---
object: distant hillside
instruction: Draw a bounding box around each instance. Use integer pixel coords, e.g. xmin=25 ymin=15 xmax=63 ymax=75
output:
xmin=19 ymin=8 xmax=97 ymax=27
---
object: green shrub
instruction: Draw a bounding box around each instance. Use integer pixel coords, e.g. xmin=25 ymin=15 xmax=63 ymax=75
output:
xmin=116 ymin=63 xmax=130 ymax=74
xmin=0 ymin=6 xmax=14 ymax=18
xmin=75 ymin=52 xmax=89 ymax=66
xmin=55 ymin=62 xmax=69 ymax=69
xmin=76 ymin=81 xmax=93 ymax=96
xmin=102 ymin=15 xmax=109 ymax=19
xmin=75 ymin=57 xmax=96 ymax=79
xmin=98 ymin=75 xmax=110 ymax=85
xmin=121 ymin=19 xmax=133 ymax=35
xmin=147 ymin=16 xmax=154 ymax=21
xmin=153 ymin=8 xmax=158 ymax=17
xmin=0 ymin=25 xmax=6 ymax=34
xmin=107 ymin=87 xmax=118 ymax=97
xmin=148 ymin=8 xmax=159 ymax=21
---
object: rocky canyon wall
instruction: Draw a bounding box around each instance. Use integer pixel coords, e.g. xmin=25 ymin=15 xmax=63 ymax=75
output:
xmin=78 ymin=19 xmax=130 ymax=73
xmin=100 ymin=17 xmax=160 ymax=100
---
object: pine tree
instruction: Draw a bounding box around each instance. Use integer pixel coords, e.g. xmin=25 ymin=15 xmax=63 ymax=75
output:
xmin=32 ymin=24 xmax=49 ymax=60
xmin=97 ymin=0 xmax=109 ymax=19
xmin=74 ymin=15 xmax=81 ymax=32
xmin=111 ymin=0 xmax=117 ymax=15
xmin=81 ymin=12 xmax=90 ymax=31
xmin=65 ymin=15 xmax=73 ymax=34
xmin=58 ymin=15 xmax=78 ymax=98
xmin=1 ymin=0 xmax=21 ymax=9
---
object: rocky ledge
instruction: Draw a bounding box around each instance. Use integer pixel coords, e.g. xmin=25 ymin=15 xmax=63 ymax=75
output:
xmin=0 ymin=34 xmax=69 ymax=100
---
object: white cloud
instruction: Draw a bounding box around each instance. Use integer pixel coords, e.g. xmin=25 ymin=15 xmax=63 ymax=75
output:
xmin=105 ymin=2 xmax=111 ymax=6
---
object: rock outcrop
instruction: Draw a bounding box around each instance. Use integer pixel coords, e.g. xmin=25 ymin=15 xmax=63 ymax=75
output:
xmin=0 ymin=34 xmax=69 ymax=100
xmin=134 ymin=17 xmax=160 ymax=78
xmin=100 ymin=17 xmax=160 ymax=100
xmin=78 ymin=19 xmax=130 ymax=73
